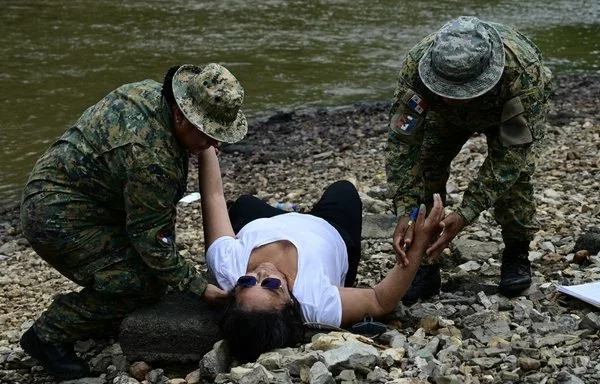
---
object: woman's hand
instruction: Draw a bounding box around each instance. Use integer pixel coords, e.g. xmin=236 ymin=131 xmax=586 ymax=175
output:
xmin=392 ymin=215 xmax=413 ymax=267
xmin=411 ymin=193 xmax=445 ymax=249
xmin=197 ymin=145 xmax=218 ymax=162
xmin=202 ymin=283 xmax=229 ymax=306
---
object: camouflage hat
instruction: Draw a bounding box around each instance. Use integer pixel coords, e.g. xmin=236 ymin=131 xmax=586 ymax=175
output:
xmin=418 ymin=16 xmax=505 ymax=99
xmin=172 ymin=63 xmax=247 ymax=143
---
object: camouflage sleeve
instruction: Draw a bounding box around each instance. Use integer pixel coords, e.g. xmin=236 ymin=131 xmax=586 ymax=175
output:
xmin=457 ymin=141 xmax=532 ymax=224
xmin=386 ymin=55 xmax=427 ymax=217
xmin=457 ymin=77 xmax=549 ymax=224
xmin=123 ymin=145 xmax=208 ymax=298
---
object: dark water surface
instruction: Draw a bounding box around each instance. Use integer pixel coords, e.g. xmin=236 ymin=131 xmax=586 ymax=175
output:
xmin=1 ymin=0 xmax=598 ymax=205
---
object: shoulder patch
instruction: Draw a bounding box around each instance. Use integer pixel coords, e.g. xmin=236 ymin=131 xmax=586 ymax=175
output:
xmin=389 ymin=108 xmax=425 ymax=146
xmin=392 ymin=113 xmax=418 ymax=134
xmin=401 ymin=89 xmax=428 ymax=115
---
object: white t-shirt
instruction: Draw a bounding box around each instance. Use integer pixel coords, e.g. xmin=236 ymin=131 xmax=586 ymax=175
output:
xmin=206 ymin=212 xmax=348 ymax=326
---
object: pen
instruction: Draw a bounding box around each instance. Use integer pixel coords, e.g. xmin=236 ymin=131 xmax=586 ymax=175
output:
xmin=403 ymin=207 xmax=419 ymax=251
xmin=406 ymin=207 xmax=419 ymax=227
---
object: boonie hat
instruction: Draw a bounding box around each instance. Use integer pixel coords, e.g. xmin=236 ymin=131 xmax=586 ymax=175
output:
xmin=418 ymin=16 xmax=505 ymax=99
xmin=172 ymin=63 xmax=247 ymax=143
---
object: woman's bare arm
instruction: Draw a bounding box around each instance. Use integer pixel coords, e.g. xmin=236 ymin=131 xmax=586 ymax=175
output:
xmin=197 ymin=147 xmax=235 ymax=247
xmin=338 ymin=194 xmax=445 ymax=327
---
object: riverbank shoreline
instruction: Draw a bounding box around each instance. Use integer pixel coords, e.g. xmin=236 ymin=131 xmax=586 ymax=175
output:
xmin=1 ymin=73 xmax=598 ymax=215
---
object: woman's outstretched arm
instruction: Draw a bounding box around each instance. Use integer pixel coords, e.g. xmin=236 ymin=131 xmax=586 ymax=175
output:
xmin=338 ymin=193 xmax=445 ymax=327
xmin=198 ymin=147 xmax=235 ymax=248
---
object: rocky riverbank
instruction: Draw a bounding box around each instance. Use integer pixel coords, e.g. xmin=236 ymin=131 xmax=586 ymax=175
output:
xmin=1 ymin=74 xmax=599 ymax=383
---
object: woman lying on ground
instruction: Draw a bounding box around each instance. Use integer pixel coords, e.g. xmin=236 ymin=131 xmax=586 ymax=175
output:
xmin=198 ymin=147 xmax=445 ymax=363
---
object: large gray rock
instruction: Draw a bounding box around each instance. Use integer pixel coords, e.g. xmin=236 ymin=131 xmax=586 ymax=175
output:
xmin=362 ymin=214 xmax=396 ymax=239
xmin=199 ymin=340 xmax=231 ymax=380
xmin=460 ymin=310 xmax=512 ymax=343
xmin=320 ymin=341 xmax=379 ymax=373
xmin=580 ymin=312 xmax=600 ymax=330
xmin=119 ymin=292 xmax=223 ymax=364
xmin=574 ymin=228 xmax=600 ymax=254
xmin=557 ymin=371 xmax=585 ymax=384
xmin=452 ymin=238 xmax=501 ymax=263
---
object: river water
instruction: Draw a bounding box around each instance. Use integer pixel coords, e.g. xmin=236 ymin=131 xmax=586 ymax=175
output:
xmin=1 ymin=0 xmax=598 ymax=206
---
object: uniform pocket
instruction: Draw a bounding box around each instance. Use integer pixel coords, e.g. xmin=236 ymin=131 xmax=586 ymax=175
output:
xmin=500 ymin=96 xmax=533 ymax=146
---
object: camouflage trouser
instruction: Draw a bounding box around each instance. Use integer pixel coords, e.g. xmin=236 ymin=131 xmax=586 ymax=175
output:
xmin=20 ymin=192 xmax=166 ymax=345
xmin=420 ymin=119 xmax=541 ymax=244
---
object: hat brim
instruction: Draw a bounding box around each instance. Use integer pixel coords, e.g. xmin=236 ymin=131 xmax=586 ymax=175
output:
xmin=418 ymin=23 xmax=505 ymax=99
xmin=172 ymin=64 xmax=248 ymax=144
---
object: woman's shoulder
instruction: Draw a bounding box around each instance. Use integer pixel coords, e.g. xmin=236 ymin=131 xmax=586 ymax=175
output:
xmin=294 ymin=281 xmax=342 ymax=326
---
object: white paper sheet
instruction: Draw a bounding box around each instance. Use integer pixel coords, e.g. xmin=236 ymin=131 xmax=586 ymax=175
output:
xmin=556 ymin=281 xmax=600 ymax=308
xmin=179 ymin=192 xmax=201 ymax=204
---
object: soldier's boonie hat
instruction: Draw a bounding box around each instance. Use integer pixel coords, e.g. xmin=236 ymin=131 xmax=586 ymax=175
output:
xmin=418 ymin=16 xmax=505 ymax=99
xmin=172 ymin=63 xmax=247 ymax=143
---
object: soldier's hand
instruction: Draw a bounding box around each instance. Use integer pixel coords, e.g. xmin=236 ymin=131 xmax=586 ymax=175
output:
xmin=392 ymin=215 xmax=414 ymax=267
xmin=202 ymin=284 xmax=229 ymax=306
xmin=412 ymin=194 xmax=445 ymax=247
xmin=426 ymin=212 xmax=465 ymax=263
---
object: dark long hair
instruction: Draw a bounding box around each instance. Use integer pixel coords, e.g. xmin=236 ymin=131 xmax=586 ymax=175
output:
xmin=220 ymin=291 xmax=304 ymax=363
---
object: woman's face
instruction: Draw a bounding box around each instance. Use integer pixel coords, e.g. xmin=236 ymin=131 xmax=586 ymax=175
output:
xmin=234 ymin=263 xmax=292 ymax=310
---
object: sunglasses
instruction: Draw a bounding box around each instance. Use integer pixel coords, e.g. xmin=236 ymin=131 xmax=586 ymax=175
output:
xmin=236 ymin=275 xmax=282 ymax=290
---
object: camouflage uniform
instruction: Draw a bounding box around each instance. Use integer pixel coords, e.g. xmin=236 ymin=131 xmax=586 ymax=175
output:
xmin=386 ymin=22 xmax=553 ymax=244
xmin=20 ymin=80 xmax=208 ymax=345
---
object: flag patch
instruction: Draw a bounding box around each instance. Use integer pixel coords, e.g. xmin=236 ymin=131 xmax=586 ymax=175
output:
xmin=156 ymin=228 xmax=174 ymax=247
xmin=407 ymin=94 xmax=428 ymax=114
xmin=395 ymin=114 xmax=418 ymax=134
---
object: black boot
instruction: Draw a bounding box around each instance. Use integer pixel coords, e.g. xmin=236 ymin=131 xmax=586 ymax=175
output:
xmin=401 ymin=264 xmax=441 ymax=305
xmin=20 ymin=326 xmax=90 ymax=380
xmin=498 ymin=241 xmax=532 ymax=298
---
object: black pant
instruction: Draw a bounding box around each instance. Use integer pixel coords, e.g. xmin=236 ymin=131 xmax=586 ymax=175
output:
xmin=228 ymin=180 xmax=363 ymax=287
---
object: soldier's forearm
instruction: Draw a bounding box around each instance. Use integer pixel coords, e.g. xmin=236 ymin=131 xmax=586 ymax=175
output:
xmin=136 ymin=242 xmax=208 ymax=297
xmin=458 ymin=138 xmax=531 ymax=224
xmin=457 ymin=199 xmax=484 ymax=225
